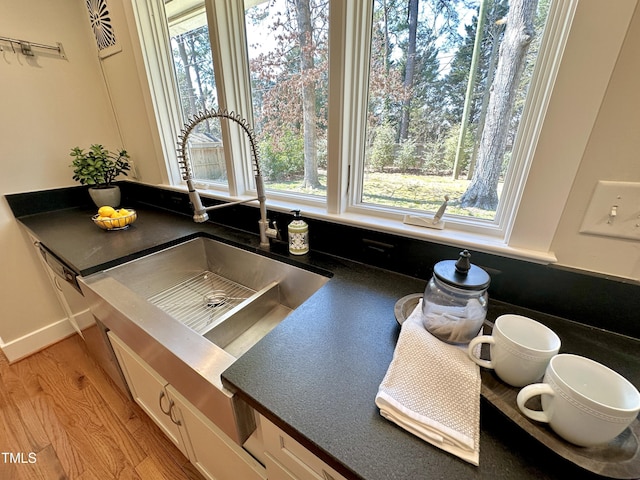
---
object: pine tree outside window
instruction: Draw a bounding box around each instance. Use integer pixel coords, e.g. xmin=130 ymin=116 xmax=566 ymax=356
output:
xmin=360 ymin=0 xmax=549 ymax=222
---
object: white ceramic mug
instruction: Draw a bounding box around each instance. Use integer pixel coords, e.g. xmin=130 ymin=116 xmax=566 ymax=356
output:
xmin=467 ymin=314 xmax=560 ymax=387
xmin=517 ymin=354 xmax=640 ymax=447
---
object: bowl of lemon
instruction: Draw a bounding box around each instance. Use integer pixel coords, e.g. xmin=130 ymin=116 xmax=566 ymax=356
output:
xmin=93 ymin=206 xmax=137 ymax=230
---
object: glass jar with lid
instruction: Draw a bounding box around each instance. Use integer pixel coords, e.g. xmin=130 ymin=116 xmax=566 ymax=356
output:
xmin=422 ymin=249 xmax=490 ymax=344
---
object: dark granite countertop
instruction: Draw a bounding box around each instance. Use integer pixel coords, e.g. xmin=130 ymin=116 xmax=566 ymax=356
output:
xmin=12 ymin=203 xmax=640 ymax=480
xmin=16 ymin=205 xmax=235 ymax=276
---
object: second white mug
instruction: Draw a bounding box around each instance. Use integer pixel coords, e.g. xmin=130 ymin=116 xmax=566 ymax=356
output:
xmin=517 ymin=354 xmax=640 ymax=446
xmin=467 ymin=314 xmax=560 ymax=387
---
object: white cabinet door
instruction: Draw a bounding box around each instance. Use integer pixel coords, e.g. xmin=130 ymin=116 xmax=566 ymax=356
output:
xmin=107 ymin=332 xmax=267 ymax=480
xmin=264 ymin=453 xmax=298 ymax=480
xmin=167 ymin=385 xmax=266 ymax=480
xmin=107 ymin=332 xmax=187 ymax=455
xmin=261 ymin=416 xmax=347 ymax=480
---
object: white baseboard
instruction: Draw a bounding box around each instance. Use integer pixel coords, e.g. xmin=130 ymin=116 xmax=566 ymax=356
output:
xmin=0 ymin=309 xmax=95 ymax=363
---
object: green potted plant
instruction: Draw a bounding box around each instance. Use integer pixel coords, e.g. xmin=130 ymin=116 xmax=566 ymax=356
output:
xmin=70 ymin=144 xmax=130 ymax=207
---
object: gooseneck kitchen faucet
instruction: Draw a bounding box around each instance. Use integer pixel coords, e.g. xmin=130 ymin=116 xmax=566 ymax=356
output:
xmin=177 ymin=109 xmax=279 ymax=250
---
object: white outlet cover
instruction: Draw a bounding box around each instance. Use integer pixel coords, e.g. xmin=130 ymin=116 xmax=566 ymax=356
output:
xmin=580 ymin=180 xmax=640 ymax=240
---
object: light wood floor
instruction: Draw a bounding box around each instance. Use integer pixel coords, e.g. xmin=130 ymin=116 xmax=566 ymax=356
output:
xmin=0 ymin=334 xmax=205 ymax=480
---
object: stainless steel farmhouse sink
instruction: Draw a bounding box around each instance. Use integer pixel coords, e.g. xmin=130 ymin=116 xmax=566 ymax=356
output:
xmin=101 ymin=236 xmax=328 ymax=356
xmin=79 ymin=236 xmax=330 ymax=444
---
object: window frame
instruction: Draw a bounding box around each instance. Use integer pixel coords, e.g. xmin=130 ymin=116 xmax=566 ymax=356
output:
xmin=341 ymin=0 xmax=578 ymax=241
xmin=128 ymin=0 xmax=637 ymax=263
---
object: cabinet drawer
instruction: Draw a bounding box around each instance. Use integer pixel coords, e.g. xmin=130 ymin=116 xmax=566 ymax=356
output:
xmin=261 ymin=416 xmax=347 ymax=480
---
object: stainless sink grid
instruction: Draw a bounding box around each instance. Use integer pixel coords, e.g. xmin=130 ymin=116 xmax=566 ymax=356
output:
xmin=147 ymin=271 xmax=255 ymax=334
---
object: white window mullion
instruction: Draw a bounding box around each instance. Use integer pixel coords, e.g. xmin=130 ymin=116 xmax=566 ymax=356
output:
xmin=206 ymin=0 xmax=255 ymax=198
xmin=327 ymin=0 xmax=373 ymax=215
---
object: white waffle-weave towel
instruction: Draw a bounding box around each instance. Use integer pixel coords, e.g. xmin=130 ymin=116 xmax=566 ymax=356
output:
xmin=375 ymin=300 xmax=481 ymax=466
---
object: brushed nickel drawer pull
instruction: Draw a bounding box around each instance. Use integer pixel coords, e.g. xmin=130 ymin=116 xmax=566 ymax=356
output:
xmin=169 ymin=402 xmax=182 ymax=426
xmin=159 ymin=390 xmax=171 ymax=416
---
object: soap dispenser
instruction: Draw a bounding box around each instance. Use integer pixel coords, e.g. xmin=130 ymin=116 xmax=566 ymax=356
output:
xmin=288 ymin=210 xmax=309 ymax=255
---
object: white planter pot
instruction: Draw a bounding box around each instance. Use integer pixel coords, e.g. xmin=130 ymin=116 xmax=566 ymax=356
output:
xmin=88 ymin=186 xmax=121 ymax=208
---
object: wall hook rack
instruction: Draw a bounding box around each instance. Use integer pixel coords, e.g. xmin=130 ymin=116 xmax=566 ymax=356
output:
xmin=0 ymin=35 xmax=66 ymax=59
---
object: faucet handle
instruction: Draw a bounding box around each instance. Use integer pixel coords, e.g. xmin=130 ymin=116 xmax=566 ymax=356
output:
xmin=267 ymin=220 xmax=281 ymax=240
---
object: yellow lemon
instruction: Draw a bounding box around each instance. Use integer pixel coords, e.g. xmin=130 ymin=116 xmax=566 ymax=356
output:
xmin=95 ymin=217 xmax=110 ymax=229
xmin=118 ymin=208 xmax=130 ymax=216
xmin=105 ymin=213 xmax=118 ymax=227
xmin=98 ymin=206 xmax=116 ymax=217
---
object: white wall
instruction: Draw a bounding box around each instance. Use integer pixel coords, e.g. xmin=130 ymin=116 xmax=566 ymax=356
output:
xmin=551 ymin=5 xmax=640 ymax=279
xmin=0 ymin=0 xmax=117 ymax=349
xmin=0 ymin=0 xmax=160 ymax=354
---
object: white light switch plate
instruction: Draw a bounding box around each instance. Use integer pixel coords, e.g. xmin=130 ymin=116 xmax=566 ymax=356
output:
xmin=580 ymin=181 xmax=640 ymax=240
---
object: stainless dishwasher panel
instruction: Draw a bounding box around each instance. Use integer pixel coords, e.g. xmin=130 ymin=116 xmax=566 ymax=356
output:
xmin=83 ymin=316 xmax=132 ymax=399
xmin=37 ymin=242 xmax=82 ymax=293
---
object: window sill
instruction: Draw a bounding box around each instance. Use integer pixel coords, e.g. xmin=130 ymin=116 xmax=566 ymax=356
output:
xmin=307 ymin=208 xmax=557 ymax=264
xmin=158 ymin=183 xmax=557 ymax=265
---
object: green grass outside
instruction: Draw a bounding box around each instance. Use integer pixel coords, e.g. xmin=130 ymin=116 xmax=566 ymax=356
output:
xmin=265 ymin=171 xmax=499 ymax=220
